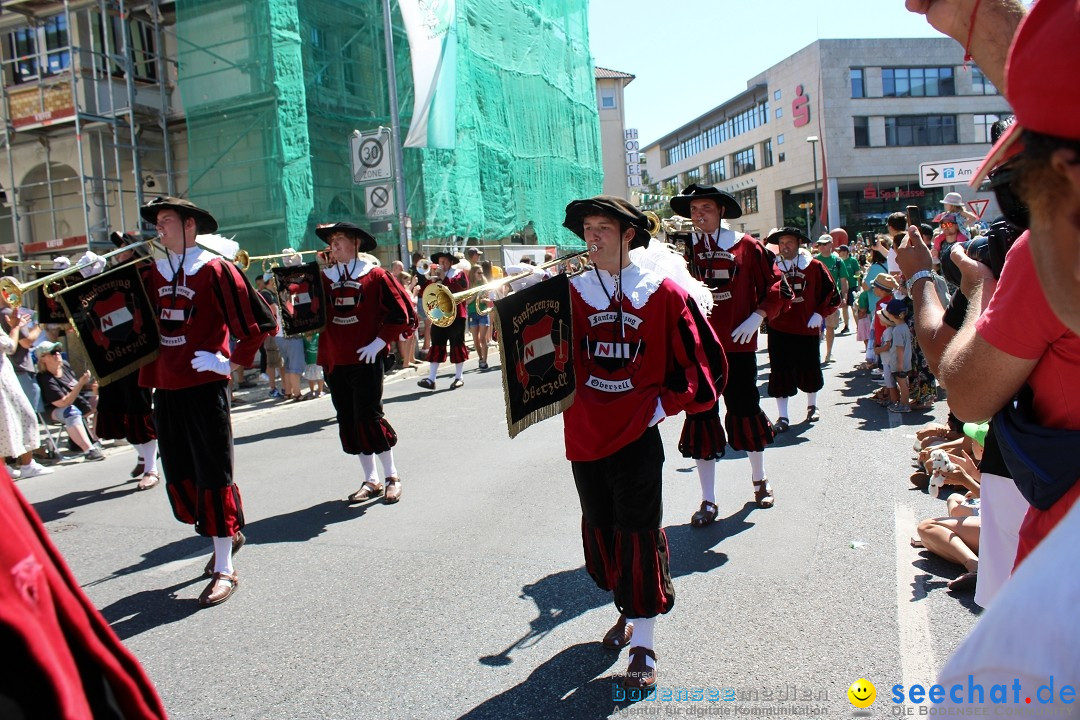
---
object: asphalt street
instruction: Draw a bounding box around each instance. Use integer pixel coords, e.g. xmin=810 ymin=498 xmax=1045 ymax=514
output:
xmin=18 ymin=329 xmax=981 ymax=720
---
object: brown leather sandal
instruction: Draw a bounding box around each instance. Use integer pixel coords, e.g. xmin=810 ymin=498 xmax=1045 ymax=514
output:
xmin=622 ymin=647 xmax=657 ymax=691
xmin=136 ymin=470 xmax=160 ymax=491
xmin=690 ymin=500 xmax=719 ymax=528
xmin=602 ymin=614 xmax=633 ymax=650
xmin=384 ymin=478 xmax=401 ymax=504
xmin=347 ymin=481 xmax=384 ymax=504
xmin=198 ymin=572 xmax=239 ymax=608
xmin=753 ymin=478 xmax=775 ymax=509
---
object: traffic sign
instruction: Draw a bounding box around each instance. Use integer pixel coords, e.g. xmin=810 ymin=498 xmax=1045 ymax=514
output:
xmin=365 ymin=184 xmax=394 ymax=219
xmin=918 ymin=158 xmax=984 ymax=188
xmin=351 ymin=129 xmax=393 ymax=185
xmin=968 ymin=199 xmax=990 ymax=220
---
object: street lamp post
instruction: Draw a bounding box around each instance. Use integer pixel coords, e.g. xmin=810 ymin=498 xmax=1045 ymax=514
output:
xmin=807 ymin=135 xmax=820 ymax=235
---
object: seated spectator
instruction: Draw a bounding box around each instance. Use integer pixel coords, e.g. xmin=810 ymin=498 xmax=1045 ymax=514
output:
xmin=914 ymin=444 xmax=982 ymax=591
xmin=34 ymin=342 xmax=103 ymax=461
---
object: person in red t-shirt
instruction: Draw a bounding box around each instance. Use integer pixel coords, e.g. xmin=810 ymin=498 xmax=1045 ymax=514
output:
xmin=671 ymin=184 xmax=786 ymax=524
xmin=138 ymin=197 xmax=274 ymax=608
xmin=561 ymin=195 xmax=723 ymax=692
xmin=417 ymin=252 xmax=470 ymax=390
xmin=765 ymin=228 xmax=840 ymax=431
xmin=313 ymin=222 xmax=416 ymax=505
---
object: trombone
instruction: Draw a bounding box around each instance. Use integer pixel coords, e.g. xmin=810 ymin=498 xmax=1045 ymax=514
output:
xmin=0 ymin=239 xmax=158 ymax=307
xmin=0 ymin=257 xmax=41 ymax=272
xmin=422 ymin=250 xmax=590 ymax=328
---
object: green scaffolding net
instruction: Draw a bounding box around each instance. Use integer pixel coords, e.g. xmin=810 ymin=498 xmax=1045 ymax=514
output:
xmin=174 ymin=0 xmax=600 ymax=262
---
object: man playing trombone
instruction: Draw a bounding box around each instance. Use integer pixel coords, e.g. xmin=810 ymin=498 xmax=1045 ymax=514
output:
xmin=560 ymin=195 xmax=723 ymax=691
xmin=314 ymin=222 xmax=416 ymax=505
xmin=137 ymin=196 xmax=275 ymax=608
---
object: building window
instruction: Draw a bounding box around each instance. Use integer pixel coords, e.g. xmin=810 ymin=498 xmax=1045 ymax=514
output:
xmin=777 ymin=133 xmax=784 ymax=145
xmin=686 ymin=167 xmax=701 ymax=183
xmin=7 ymin=14 xmax=70 ymax=83
xmin=884 ymin=115 xmax=957 ymax=146
xmin=882 ymin=67 xmax=955 ymax=97
xmin=775 ymin=107 xmax=783 ymax=119
xmin=733 ymin=147 xmax=756 ymax=176
xmin=733 ymin=187 xmax=758 ymax=215
xmin=974 ymin=113 xmax=1001 ymax=143
xmin=600 ymin=87 xmax=617 ymax=109
xmin=774 ymin=89 xmax=782 ymax=101
xmin=91 ymin=12 xmax=157 ymax=82
xmin=850 ymin=68 xmax=865 ymax=98
xmin=762 ymin=138 xmax=773 ymax=168
xmin=971 ymin=67 xmax=998 ymax=95
xmin=661 ymin=97 xmax=769 ymax=167
xmin=853 ymin=116 xmax=870 ymax=147
xmin=706 ymin=158 xmax=726 ymax=184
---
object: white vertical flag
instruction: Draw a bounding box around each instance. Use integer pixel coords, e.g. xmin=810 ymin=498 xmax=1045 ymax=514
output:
xmin=399 ymin=0 xmax=457 ymax=149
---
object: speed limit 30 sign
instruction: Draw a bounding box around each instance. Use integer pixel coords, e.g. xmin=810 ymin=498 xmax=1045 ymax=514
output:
xmin=350 ymin=128 xmax=393 ymax=185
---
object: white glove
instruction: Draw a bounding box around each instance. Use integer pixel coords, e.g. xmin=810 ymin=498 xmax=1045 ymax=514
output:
xmin=52 ymin=256 xmax=71 ymax=270
xmin=357 ymin=338 xmax=387 ymax=364
xmin=648 ymin=397 xmax=666 ymax=427
xmin=731 ymin=313 xmax=763 ymax=344
xmin=76 ymin=251 xmax=106 ymax=278
xmin=191 ymin=350 xmax=232 ymax=376
xmin=807 ymin=312 xmax=823 ymax=329
xmin=281 ymin=249 xmax=303 ymax=267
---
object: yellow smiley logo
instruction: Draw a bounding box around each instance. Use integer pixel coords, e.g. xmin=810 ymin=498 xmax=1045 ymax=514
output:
xmin=848 ymin=678 xmax=876 ymax=708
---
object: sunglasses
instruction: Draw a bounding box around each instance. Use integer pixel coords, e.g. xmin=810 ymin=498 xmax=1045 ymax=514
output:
xmin=939 ymin=221 xmax=957 ymax=228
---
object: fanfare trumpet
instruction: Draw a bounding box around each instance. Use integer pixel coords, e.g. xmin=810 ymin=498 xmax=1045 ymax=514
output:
xmin=422 ymin=250 xmax=590 ymax=328
xmin=234 ymin=248 xmax=327 ymax=272
xmin=0 ymin=257 xmax=41 ymax=272
xmin=0 ymin=238 xmax=159 ymax=307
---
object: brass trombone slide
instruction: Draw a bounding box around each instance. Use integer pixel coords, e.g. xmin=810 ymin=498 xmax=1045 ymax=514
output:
xmin=0 ymin=257 xmax=41 ymax=272
xmin=422 ymin=250 xmax=590 ymax=328
xmin=0 ymin=239 xmax=158 ymax=307
xmin=234 ymin=248 xmax=326 ymax=272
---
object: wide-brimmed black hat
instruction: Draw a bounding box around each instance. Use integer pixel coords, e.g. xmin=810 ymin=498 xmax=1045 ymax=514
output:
xmin=430 ymin=251 xmax=457 ymax=265
xmin=139 ymin=196 xmax=218 ymax=234
xmin=563 ymin=195 xmax=650 ymax=249
xmin=314 ymin=222 xmax=377 ymax=252
xmin=765 ymin=226 xmax=810 ymax=246
xmin=669 ymin=184 xmax=742 ymax=220
xmin=109 ymin=231 xmax=150 ymax=257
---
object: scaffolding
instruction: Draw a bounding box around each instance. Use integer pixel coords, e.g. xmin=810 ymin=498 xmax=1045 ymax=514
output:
xmin=0 ymin=0 xmax=174 ymax=271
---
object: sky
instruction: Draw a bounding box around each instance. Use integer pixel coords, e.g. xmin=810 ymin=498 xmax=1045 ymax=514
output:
xmin=588 ymin=0 xmax=948 ymax=145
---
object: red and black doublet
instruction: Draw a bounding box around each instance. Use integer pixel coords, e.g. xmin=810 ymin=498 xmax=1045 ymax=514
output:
xmin=767 ymin=250 xmax=840 ymax=398
xmin=566 ymin=264 xmax=722 ymax=619
xmin=0 ymin=471 xmax=167 ymax=719
xmin=318 ymin=260 xmax=416 ymax=455
xmin=427 ymin=268 xmax=469 ymax=364
xmin=139 ymin=249 xmax=273 ymax=538
xmin=681 ymin=229 xmax=785 ymax=457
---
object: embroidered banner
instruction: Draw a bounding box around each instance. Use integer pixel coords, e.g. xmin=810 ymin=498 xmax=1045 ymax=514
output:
xmin=493 ymin=273 xmax=575 ymax=438
xmin=59 ymin=263 xmax=160 ymax=386
xmin=272 ymin=262 xmax=326 ymax=337
xmin=35 ymin=270 xmax=70 ymax=324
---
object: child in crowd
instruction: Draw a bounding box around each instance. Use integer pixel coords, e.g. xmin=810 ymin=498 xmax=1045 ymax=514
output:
xmin=877 ymin=298 xmax=912 ymax=413
xmin=854 ymin=286 xmax=872 ymax=354
xmin=303 ymin=331 xmax=324 ymax=398
xmin=862 ymin=272 xmax=898 ymax=371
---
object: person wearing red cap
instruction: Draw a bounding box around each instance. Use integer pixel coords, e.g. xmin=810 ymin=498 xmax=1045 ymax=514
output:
xmin=765 ymin=228 xmax=840 ymax=431
xmin=314 ymin=222 xmax=416 ymax=506
xmin=670 ymin=184 xmax=787 ymax=524
xmin=138 ymin=196 xmax=275 ymax=608
xmin=561 ymin=195 xmax=723 ymax=692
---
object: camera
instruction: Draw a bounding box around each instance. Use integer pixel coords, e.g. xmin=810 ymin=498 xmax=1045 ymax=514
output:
xmin=938 ymin=219 xmax=1022 ymax=287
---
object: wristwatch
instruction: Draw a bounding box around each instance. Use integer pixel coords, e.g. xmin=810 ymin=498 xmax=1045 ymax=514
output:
xmin=906 ymin=270 xmax=933 ymax=291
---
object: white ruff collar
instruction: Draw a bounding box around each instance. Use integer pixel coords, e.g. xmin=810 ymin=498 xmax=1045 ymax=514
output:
xmin=776 ymin=248 xmax=813 ymax=272
xmin=570 ymin=262 xmax=662 ymax=311
xmin=324 ymin=259 xmax=375 ymax=282
xmin=697 ymin=228 xmax=738 ymax=251
xmin=156 ymin=247 xmax=215 ymax=281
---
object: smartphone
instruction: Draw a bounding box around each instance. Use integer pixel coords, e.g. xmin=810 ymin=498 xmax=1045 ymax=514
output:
xmin=906 ymin=205 xmax=921 ymax=229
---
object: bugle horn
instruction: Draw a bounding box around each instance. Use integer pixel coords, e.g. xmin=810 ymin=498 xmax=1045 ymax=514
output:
xmin=0 ymin=238 xmax=159 ymax=307
xmin=422 ymin=250 xmax=590 ymax=328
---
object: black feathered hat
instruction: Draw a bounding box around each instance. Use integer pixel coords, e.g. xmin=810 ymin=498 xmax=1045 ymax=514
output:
xmin=139 ymin=196 xmax=218 ymax=234
xmin=669 ymin=184 xmax=743 ymax=220
xmin=314 ymin=222 xmax=377 ymax=253
xmin=562 ymin=195 xmax=650 ymax=249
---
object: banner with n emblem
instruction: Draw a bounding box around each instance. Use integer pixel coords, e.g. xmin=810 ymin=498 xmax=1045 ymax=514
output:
xmin=35 ymin=270 xmax=70 ymax=324
xmin=59 ymin=263 xmax=159 ymax=386
xmin=272 ymin=262 xmax=325 ymax=337
xmin=493 ymin=273 xmax=575 ymax=438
